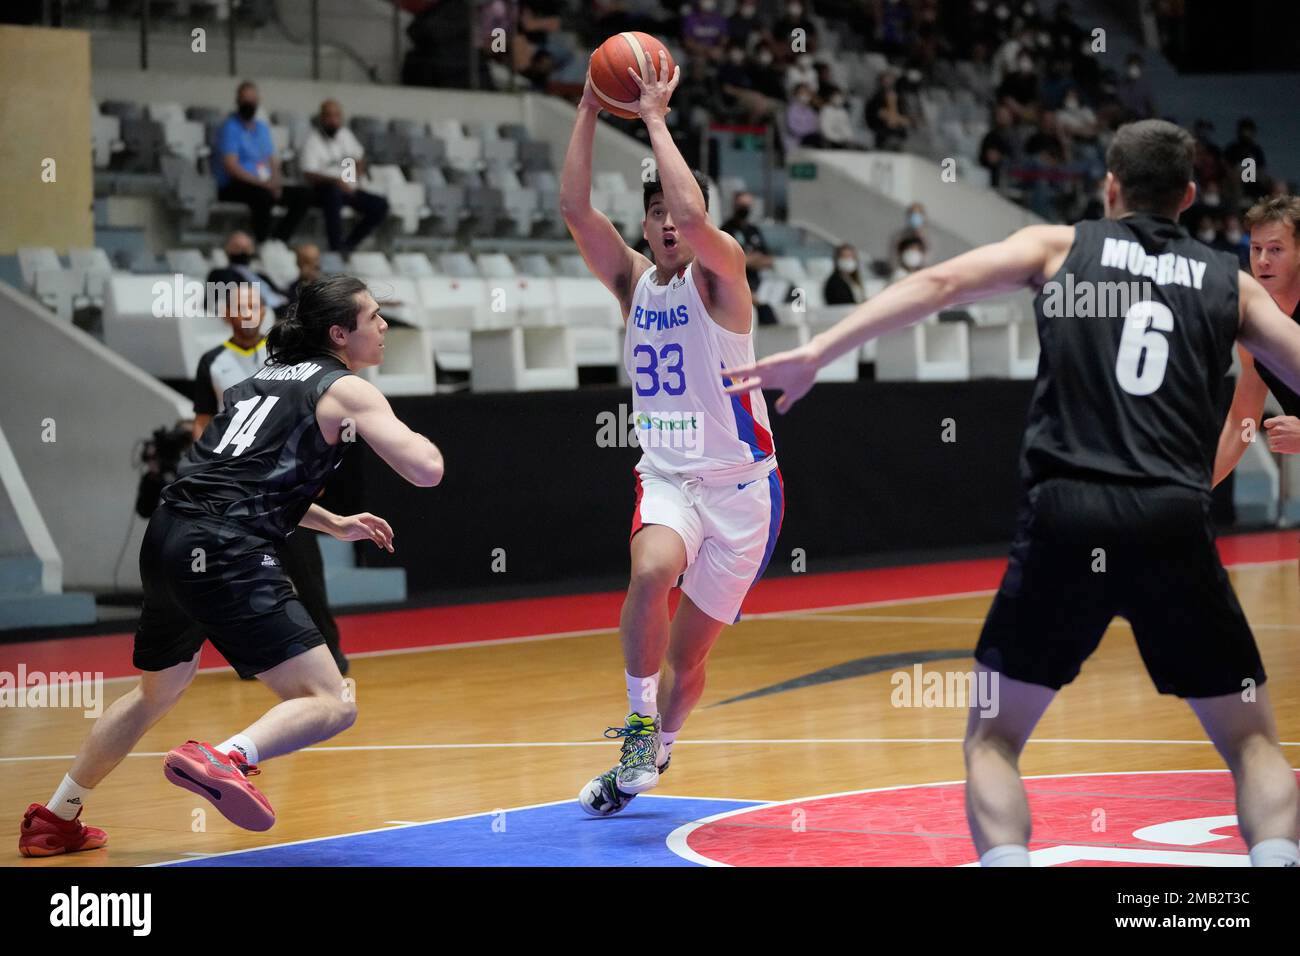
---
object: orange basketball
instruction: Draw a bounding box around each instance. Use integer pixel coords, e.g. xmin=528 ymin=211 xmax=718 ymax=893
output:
xmin=589 ymin=32 xmax=676 ymax=120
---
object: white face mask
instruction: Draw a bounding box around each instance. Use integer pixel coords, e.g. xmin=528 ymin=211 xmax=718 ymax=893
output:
xmin=1064 ymin=97 xmax=1079 ymax=110
xmin=1197 ymin=229 xmax=1216 ymax=244
xmin=1226 ymin=230 xmax=1242 ymax=244
xmin=1128 ymin=65 xmax=1141 ymax=79
xmin=699 ymin=0 xmax=716 ymax=10
xmin=1203 ymin=192 xmax=1221 ymax=206
xmin=901 ymin=248 xmax=924 ymax=269
xmin=837 ymin=257 xmax=857 ymax=273
xmin=757 ymin=52 xmax=773 ymax=65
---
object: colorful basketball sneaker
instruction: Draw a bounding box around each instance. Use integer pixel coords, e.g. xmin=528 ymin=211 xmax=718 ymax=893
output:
xmin=163 ymin=740 xmax=275 ymax=831
xmin=578 ymin=713 xmax=670 ymax=817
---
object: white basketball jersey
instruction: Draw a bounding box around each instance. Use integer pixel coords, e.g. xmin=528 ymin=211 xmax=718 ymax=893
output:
xmin=624 ymin=262 xmax=775 ymax=474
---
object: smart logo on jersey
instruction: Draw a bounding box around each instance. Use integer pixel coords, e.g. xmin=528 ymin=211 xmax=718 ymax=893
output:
xmin=633 ymin=303 xmax=691 ymax=331
xmin=635 ymin=410 xmax=703 ymax=456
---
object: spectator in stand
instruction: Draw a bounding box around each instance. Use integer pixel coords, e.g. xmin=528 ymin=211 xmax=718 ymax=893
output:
xmin=996 ymin=51 xmax=1040 ymax=122
xmin=770 ymin=0 xmax=819 ymax=61
xmin=1225 ymin=118 xmax=1267 ymax=200
xmin=1040 ymin=55 xmax=1073 ymax=110
xmin=823 ymin=243 xmax=866 ymax=305
xmin=1048 ymin=1 xmax=1085 ymax=60
xmin=992 ymin=23 xmax=1036 ymax=85
xmin=891 ymin=233 xmax=929 ymax=282
xmin=207 ymin=230 xmax=290 ymax=318
xmin=750 ymin=43 xmax=785 ymax=94
xmin=888 ymin=203 xmax=929 ymax=269
xmin=979 ymin=103 xmax=1020 ymax=188
xmin=878 ymin=0 xmax=914 ymax=56
xmin=1215 ymin=212 xmax=1249 ymax=268
xmin=1116 ymin=52 xmax=1155 ymax=120
xmin=298 ymin=99 xmax=390 ymax=254
xmin=785 ymin=53 xmax=818 ymax=96
xmin=213 ymin=81 xmax=311 ymax=244
xmin=520 ymin=48 xmax=557 ymax=90
xmin=287 ymin=243 xmax=321 ymax=303
xmin=818 ymin=85 xmax=858 ymax=149
xmin=682 ymin=0 xmax=729 ymax=63
xmin=785 ymin=82 xmax=823 ymax=147
xmin=864 ymin=70 xmax=912 ymax=152
xmin=729 ymin=0 xmax=771 ymax=51
xmin=1190 ymin=212 xmax=1220 ymax=248
xmin=720 ymin=191 xmax=777 ymax=325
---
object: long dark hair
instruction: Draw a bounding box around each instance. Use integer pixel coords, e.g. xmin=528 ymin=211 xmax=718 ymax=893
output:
xmin=266 ymin=275 xmax=368 ymax=366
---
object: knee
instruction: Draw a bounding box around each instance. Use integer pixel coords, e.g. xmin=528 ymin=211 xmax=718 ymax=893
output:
xmin=963 ymin=725 xmax=1022 ymax=767
xmin=627 ymin=560 xmax=680 ymax=601
xmin=328 ymin=694 xmax=358 ymax=733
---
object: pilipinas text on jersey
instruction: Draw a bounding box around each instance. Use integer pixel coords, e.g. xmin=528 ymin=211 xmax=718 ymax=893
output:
xmin=623 ymin=263 xmax=775 ymax=473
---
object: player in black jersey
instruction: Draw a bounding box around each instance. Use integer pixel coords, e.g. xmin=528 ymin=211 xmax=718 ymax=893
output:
xmin=1213 ymin=196 xmax=1300 ymax=484
xmin=20 ymin=276 xmax=445 ymax=856
xmin=725 ymin=120 xmax=1300 ymax=867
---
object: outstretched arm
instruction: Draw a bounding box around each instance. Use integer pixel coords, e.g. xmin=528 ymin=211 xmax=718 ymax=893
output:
xmin=559 ymin=73 xmax=651 ymax=315
xmin=1211 ymin=346 xmax=1269 ymax=488
xmin=316 ymin=376 xmax=444 ymax=487
xmin=1237 ymin=270 xmax=1300 ymax=399
xmin=723 ymin=224 xmax=1074 ymax=413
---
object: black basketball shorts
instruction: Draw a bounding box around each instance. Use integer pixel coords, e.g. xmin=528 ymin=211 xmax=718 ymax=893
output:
xmin=132 ymin=503 xmax=325 ymax=679
xmin=976 ymin=477 xmax=1265 ymax=699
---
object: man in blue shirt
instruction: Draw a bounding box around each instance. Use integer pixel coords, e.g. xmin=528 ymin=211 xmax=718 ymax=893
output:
xmin=214 ymin=81 xmax=310 ymax=243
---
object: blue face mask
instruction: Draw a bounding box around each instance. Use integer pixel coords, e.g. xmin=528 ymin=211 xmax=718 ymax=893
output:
xmin=908 ymin=211 xmax=924 ymax=229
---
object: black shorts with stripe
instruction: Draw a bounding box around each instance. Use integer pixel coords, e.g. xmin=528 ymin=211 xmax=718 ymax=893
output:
xmin=976 ymin=477 xmax=1265 ymax=699
xmin=133 ymin=502 xmax=325 ymax=679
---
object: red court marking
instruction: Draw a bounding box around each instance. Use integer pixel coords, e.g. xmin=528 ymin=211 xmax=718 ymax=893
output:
xmin=3 ymin=530 xmax=1294 ymax=680
xmin=680 ymin=771 xmax=1294 ymax=867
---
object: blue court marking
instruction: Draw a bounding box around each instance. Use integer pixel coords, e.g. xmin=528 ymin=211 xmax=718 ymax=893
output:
xmin=162 ymin=796 xmax=760 ymax=866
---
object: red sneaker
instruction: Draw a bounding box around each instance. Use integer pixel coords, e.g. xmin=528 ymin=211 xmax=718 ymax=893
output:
xmin=163 ymin=740 xmax=275 ymax=832
xmin=19 ymin=803 xmax=108 ymax=858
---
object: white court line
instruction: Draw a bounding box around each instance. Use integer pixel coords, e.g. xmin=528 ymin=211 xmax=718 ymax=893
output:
xmin=24 ymin=554 xmax=1298 ymax=687
xmin=5 ymin=737 xmax=1300 ymax=764
xmin=663 ymin=768 xmax=1270 ymax=867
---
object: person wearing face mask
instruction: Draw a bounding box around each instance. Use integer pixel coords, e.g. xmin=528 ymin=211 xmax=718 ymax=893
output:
xmin=1225 ymin=118 xmax=1268 ymax=201
xmin=891 ymin=234 xmax=927 ymax=281
xmin=818 ymin=84 xmax=857 ymax=149
xmin=214 ymin=81 xmax=311 ymax=244
xmin=784 ymin=53 xmax=818 ymax=97
xmin=823 ymin=243 xmax=865 ymax=304
xmin=996 ymin=52 xmax=1040 ymax=123
xmin=888 ymin=203 xmax=929 ymax=268
xmin=1116 ymin=53 xmax=1155 ymax=121
xmin=784 ymin=82 xmax=824 ymax=147
xmin=207 ymin=230 xmax=290 ymax=318
xmin=1213 ymin=213 xmax=1250 ymax=269
xmin=864 ymin=70 xmax=912 ymax=151
xmin=771 ymin=1 xmax=819 ymax=61
xmin=728 ymin=0 xmax=771 ymax=50
xmin=720 ymin=191 xmax=776 ymax=321
xmin=299 ymin=99 xmax=390 ymax=254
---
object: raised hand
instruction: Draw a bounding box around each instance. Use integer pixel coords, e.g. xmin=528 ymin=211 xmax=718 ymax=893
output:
xmin=627 ymin=50 xmax=680 ymax=122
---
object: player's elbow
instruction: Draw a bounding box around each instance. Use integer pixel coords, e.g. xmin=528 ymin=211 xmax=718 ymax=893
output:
xmin=917 ymin=263 xmax=962 ymax=309
xmin=410 ymin=450 xmax=444 ymax=488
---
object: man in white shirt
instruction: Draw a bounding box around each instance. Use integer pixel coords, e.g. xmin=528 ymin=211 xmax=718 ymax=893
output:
xmin=299 ymin=100 xmax=390 ymax=253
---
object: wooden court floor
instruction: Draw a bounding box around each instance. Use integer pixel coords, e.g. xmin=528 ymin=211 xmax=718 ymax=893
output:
xmin=4 ymin=559 xmax=1298 ymax=867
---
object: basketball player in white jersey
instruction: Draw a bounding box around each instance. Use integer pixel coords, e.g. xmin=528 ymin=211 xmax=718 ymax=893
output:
xmin=561 ymin=51 xmax=784 ymax=815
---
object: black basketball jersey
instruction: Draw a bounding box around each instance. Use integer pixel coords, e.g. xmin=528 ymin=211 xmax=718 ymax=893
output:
xmin=1020 ymin=213 xmax=1242 ymax=493
xmin=163 ymin=353 xmax=354 ymax=539
xmin=1249 ymin=299 xmax=1300 ymax=417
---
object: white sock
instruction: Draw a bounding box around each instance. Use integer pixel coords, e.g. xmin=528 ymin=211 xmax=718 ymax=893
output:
xmin=661 ymin=729 xmax=678 ymax=761
xmin=626 ymin=671 xmax=659 ymax=719
xmin=1248 ymin=837 xmax=1300 ymax=867
xmin=48 ymin=774 xmax=92 ymax=821
xmin=980 ymin=844 xmax=1031 ymax=867
xmin=215 ymin=734 xmax=259 ymax=765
